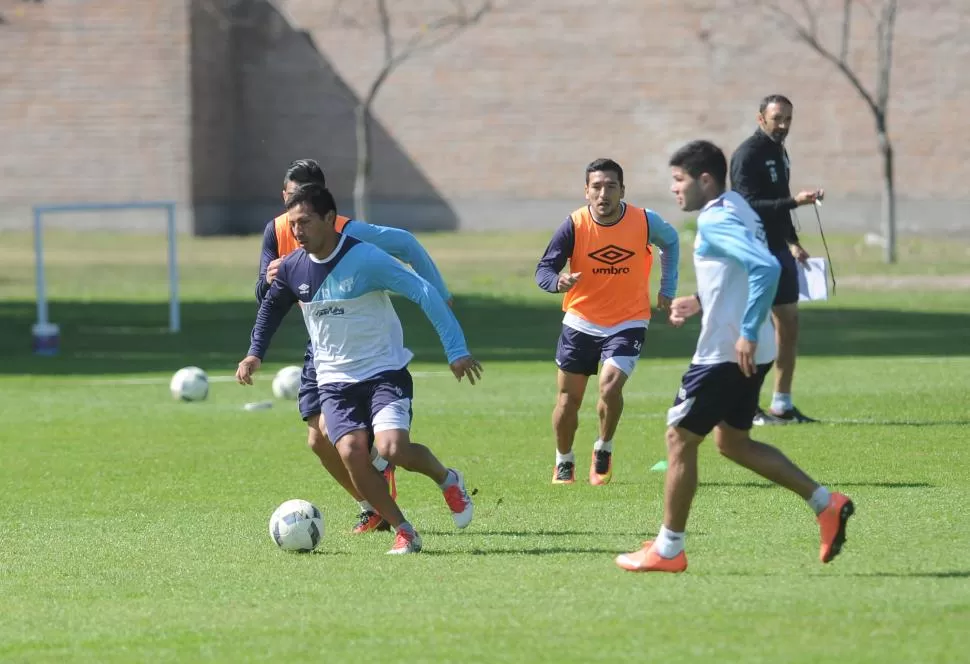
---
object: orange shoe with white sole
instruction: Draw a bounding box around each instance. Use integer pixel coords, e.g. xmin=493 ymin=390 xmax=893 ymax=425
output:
xmin=387 ymin=527 xmax=423 ymax=555
xmin=818 ymin=492 xmax=855 ymax=563
xmin=552 ymin=461 xmax=575 ymax=484
xmin=589 ymin=449 xmax=613 ymax=485
xmin=615 ymin=540 xmax=687 ymax=573
xmin=352 ymin=510 xmax=388 ymax=534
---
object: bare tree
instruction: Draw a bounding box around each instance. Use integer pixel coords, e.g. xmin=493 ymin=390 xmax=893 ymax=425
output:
xmin=332 ymin=0 xmax=493 ymax=222
xmin=748 ymin=0 xmax=901 ymax=263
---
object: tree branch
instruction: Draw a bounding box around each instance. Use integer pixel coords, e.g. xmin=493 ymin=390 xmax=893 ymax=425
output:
xmin=361 ymin=0 xmax=492 ymax=106
xmin=755 ymin=0 xmax=881 ymax=116
xmin=793 ymin=0 xmax=817 ymax=36
xmin=392 ymin=0 xmax=492 ymax=67
xmin=377 ymin=0 xmax=393 ymax=67
xmin=875 ymin=0 xmax=897 ymax=115
xmin=840 ymin=0 xmax=851 ymax=64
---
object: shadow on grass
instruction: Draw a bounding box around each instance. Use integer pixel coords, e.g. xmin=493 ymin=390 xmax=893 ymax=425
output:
xmin=2 ymin=293 xmax=970 ymax=375
xmin=718 ymin=570 xmax=970 ymax=579
xmin=699 ymin=481 xmax=934 ymax=489
xmin=423 ymin=529 xmax=655 ymax=538
xmin=421 ymin=546 xmax=624 ymax=556
xmin=826 ymin=419 xmax=970 ymax=427
xmin=306 ymin=550 xmax=352 ymax=556
xmin=841 ymin=571 xmax=970 ymax=579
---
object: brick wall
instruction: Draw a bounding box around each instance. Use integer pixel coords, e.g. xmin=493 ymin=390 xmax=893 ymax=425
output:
xmin=1 ymin=0 xmax=967 ymax=235
xmin=0 ymin=0 xmax=191 ymax=231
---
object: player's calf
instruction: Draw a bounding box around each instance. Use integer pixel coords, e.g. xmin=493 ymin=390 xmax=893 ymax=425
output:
xmin=336 ymin=430 xmax=406 ymax=531
xmin=375 ymin=430 xmax=473 ymax=529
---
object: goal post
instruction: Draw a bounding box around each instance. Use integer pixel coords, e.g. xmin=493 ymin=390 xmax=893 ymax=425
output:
xmin=32 ymin=201 xmax=180 ymax=355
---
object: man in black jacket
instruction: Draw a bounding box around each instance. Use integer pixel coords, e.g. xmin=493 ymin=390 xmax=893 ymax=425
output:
xmin=729 ymin=95 xmax=822 ymax=424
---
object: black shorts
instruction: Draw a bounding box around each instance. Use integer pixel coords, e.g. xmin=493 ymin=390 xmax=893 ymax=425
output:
xmin=772 ymin=248 xmax=799 ymax=306
xmin=667 ymin=362 xmax=772 ymax=436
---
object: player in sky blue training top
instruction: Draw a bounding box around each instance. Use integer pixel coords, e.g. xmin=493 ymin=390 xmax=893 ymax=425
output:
xmin=237 ymin=182 xmax=481 ymax=555
xmin=256 ymin=159 xmax=454 ymax=535
xmin=615 ymin=140 xmax=854 ymax=573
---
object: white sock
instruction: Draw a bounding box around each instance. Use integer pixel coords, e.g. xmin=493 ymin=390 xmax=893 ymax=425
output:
xmin=396 ymin=520 xmax=415 ymax=534
xmin=808 ymin=486 xmax=831 ymax=515
xmin=438 ymin=468 xmax=458 ymax=490
xmin=655 ymin=525 xmax=685 ymax=558
xmin=371 ymin=455 xmax=389 ymax=472
xmin=357 ymin=500 xmax=374 ymax=513
xmin=771 ymin=392 xmax=793 ymax=413
xmin=556 ymin=451 xmax=575 ymax=466
xmin=593 ymin=439 xmax=613 ymax=453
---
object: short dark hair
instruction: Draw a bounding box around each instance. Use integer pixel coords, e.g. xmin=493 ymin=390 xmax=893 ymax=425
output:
xmin=585 ymin=158 xmax=624 ymax=186
xmin=283 ymin=159 xmax=326 ymax=187
xmin=759 ymin=94 xmax=793 ymax=114
xmin=668 ymin=140 xmax=728 ymax=189
xmin=284 ymin=182 xmax=337 ymax=219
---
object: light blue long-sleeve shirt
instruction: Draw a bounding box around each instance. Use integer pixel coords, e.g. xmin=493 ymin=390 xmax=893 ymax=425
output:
xmin=249 ymin=235 xmax=468 ymax=384
xmin=691 ymin=191 xmax=780 ymax=366
xmin=256 ymin=218 xmax=451 ymax=303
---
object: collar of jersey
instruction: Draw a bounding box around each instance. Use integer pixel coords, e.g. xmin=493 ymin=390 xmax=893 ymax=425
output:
xmin=588 ymin=201 xmax=627 ymax=227
xmin=308 ymin=233 xmax=347 ymax=264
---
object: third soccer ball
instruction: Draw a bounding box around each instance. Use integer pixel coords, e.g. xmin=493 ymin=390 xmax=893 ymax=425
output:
xmin=272 ymin=365 xmax=302 ymax=400
xmin=170 ymin=366 xmax=209 ymax=402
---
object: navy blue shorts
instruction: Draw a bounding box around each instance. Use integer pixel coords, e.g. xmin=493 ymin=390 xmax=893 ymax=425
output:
xmin=667 ymin=362 xmax=772 ymax=436
xmin=773 ymin=248 xmax=799 ymax=306
xmin=298 ymin=343 xmax=320 ymax=420
xmin=555 ymin=325 xmax=645 ymax=377
xmin=318 ymin=367 xmax=414 ymax=445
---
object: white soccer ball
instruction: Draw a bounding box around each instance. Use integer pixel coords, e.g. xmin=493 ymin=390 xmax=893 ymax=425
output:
xmin=272 ymin=365 xmax=302 ymax=400
xmin=269 ymin=499 xmax=324 ymax=552
xmin=170 ymin=366 xmax=209 ymax=402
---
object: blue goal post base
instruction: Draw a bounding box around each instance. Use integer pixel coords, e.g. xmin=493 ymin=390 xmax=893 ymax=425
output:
xmin=32 ymin=201 xmax=181 ymax=336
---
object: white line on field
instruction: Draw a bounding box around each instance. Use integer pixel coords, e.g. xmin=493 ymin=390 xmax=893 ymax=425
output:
xmin=79 ymin=371 xmax=451 ymax=386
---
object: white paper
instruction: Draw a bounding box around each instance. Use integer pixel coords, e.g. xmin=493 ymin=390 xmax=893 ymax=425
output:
xmin=797 ymin=257 xmax=828 ymax=302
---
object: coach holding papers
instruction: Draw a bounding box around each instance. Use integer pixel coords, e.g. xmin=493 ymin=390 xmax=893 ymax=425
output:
xmin=729 ymin=94 xmax=822 ymax=425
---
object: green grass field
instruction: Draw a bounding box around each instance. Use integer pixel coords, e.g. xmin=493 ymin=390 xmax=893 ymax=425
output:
xmin=1 ymin=229 xmax=969 ymax=663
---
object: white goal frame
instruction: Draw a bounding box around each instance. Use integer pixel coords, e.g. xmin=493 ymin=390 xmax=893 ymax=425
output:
xmin=33 ymin=201 xmax=181 ymax=334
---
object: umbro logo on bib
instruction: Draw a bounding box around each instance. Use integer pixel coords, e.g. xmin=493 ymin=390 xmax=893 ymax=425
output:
xmin=588 ymin=244 xmax=634 ymax=275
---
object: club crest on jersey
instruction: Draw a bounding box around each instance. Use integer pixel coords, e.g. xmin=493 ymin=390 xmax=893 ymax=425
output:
xmin=588 ymin=244 xmax=634 ymax=275
xmin=338 ymin=277 xmax=355 ymax=293
xmin=766 ymin=160 xmax=779 ymax=183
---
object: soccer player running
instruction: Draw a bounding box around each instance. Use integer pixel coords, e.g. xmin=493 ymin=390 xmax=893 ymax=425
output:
xmin=257 ymin=159 xmax=455 ymax=535
xmin=239 ymin=182 xmax=479 ymax=555
xmin=616 ymin=140 xmax=853 ymax=573
xmin=730 ymin=95 xmax=823 ymax=424
xmin=535 ymin=158 xmax=680 ymax=485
